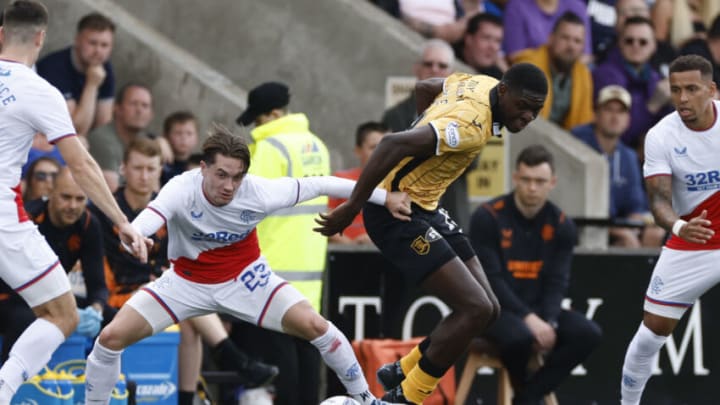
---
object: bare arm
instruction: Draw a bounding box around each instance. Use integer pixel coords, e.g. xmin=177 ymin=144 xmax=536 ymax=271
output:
xmin=314 ymin=125 xmax=435 ymax=236
xmin=346 ymin=126 xmax=434 ymax=210
xmin=406 ymin=16 xmax=472 ymax=43
xmin=650 ymin=0 xmax=672 ymax=42
xmin=646 ymin=175 xmax=713 ymax=243
xmin=94 ymin=99 xmax=113 ymax=129
xmin=56 ymin=136 xmax=151 ymax=261
xmin=68 ymin=65 xmax=107 ymax=137
xmin=415 ymin=78 xmax=445 ymax=116
xmin=56 ymin=136 xmax=125 ymax=224
xmin=646 ymin=175 xmax=679 ymax=230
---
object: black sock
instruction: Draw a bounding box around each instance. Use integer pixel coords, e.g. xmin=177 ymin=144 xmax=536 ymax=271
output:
xmin=419 ymin=354 xmax=447 ymax=378
xmin=419 ymin=337 xmax=431 ymax=355
xmin=210 ymin=337 xmax=250 ymax=371
xmin=178 ymin=390 xmax=195 ymax=405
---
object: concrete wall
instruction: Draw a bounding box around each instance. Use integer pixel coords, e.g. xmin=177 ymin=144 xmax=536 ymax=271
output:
xmin=111 ymin=0 xmax=447 ymax=169
xmin=39 ymin=0 xmax=247 ymax=140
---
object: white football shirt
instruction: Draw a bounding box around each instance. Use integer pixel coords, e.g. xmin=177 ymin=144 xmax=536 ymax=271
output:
xmin=0 ymin=59 xmax=75 ymax=224
xmin=644 ymin=100 xmax=720 ymax=249
xmin=134 ymin=170 xmax=386 ymax=283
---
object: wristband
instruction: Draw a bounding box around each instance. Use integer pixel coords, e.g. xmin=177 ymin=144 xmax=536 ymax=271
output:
xmin=672 ymin=219 xmax=687 ymax=236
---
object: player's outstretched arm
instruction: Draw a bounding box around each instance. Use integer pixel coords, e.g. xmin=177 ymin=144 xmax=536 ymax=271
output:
xmin=293 ymin=176 xmax=411 ymax=222
xmin=314 ymin=125 xmax=435 ymax=236
xmin=56 ymin=136 xmax=152 ymax=262
xmin=646 ymin=175 xmax=713 ymax=243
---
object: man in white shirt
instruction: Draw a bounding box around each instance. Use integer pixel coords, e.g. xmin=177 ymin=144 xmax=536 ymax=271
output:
xmin=84 ymin=126 xmax=411 ymax=405
xmin=620 ymin=55 xmax=719 ymax=405
xmin=0 ymin=2 xmax=149 ymax=404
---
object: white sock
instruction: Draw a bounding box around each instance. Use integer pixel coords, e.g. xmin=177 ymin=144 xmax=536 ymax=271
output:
xmin=85 ymin=341 xmax=123 ymax=405
xmin=310 ymin=322 xmax=369 ymax=396
xmin=0 ymin=318 xmax=65 ymax=403
xmin=621 ymin=323 xmax=667 ymax=405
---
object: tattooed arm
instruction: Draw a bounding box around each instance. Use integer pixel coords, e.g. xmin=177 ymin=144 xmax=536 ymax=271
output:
xmin=645 ymin=175 xmax=677 ymax=231
xmin=646 ymin=175 xmax=714 ymax=243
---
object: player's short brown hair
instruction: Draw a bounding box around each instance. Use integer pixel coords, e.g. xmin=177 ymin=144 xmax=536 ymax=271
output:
xmin=2 ymin=0 xmax=48 ymax=44
xmin=201 ymin=125 xmax=250 ymax=171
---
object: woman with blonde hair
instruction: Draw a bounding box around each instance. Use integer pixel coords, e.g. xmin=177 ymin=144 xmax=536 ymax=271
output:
xmin=652 ymin=0 xmax=720 ymax=48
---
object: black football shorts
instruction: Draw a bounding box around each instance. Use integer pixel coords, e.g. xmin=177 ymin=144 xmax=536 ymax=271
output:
xmin=363 ymin=202 xmax=475 ymax=284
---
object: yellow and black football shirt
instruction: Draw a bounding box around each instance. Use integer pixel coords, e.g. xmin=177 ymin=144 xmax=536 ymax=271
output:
xmin=381 ymin=73 xmax=502 ymax=211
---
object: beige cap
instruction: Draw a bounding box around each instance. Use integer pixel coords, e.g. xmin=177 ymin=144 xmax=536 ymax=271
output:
xmin=597 ymin=85 xmax=631 ymax=109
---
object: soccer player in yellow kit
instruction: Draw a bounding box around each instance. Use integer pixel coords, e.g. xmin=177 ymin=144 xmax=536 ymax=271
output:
xmin=316 ymin=63 xmax=548 ymax=404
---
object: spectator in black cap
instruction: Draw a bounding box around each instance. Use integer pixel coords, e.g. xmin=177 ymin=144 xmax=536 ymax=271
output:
xmin=236 ymin=81 xmax=291 ymax=126
xmin=229 ymin=81 xmax=331 ymax=405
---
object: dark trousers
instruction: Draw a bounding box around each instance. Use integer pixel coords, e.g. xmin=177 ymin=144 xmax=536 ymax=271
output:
xmin=230 ymin=320 xmax=321 ymax=405
xmin=0 ymin=295 xmax=113 ymax=362
xmin=0 ymin=296 xmax=34 ymax=362
xmin=484 ymin=309 xmax=602 ymax=401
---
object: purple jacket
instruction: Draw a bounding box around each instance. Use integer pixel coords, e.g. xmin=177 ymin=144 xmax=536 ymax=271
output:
xmin=502 ymin=0 xmax=592 ymax=57
xmin=592 ymin=47 xmax=669 ymax=149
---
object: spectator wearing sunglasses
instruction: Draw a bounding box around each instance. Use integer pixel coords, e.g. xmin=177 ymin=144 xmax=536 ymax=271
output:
xmin=382 ymin=39 xmax=454 ymax=133
xmin=22 ymin=156 xmax=61 ymax=202
xmin=22 ymin=133 xmax=66 ymax=179
xmin=593 ymin=16 xmax=672 ymax=152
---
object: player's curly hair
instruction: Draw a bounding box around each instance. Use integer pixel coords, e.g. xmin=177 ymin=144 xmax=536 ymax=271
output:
xmin=501 ymin=63 xmax=548 ymax=97
xmin=202 ymin=124 xmax=251 ymax=171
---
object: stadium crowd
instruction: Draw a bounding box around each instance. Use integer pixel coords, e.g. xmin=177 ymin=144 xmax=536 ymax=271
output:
xmin=2 ymin=0 xmax=720 ymax=404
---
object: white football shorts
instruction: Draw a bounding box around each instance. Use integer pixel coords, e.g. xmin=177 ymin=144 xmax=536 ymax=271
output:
xmin=644 ymin=247 xmax=720 ymax=319
xmin=127 ymin=256 xmax=307 ymax=333
xmin=0 ymin=221 xmax=69 ymax=307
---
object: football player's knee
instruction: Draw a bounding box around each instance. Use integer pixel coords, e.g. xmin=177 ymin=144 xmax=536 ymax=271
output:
xmin=466 ymin=296 xmax=496 ymax=330
xmin=304 ymin=314 xmax=329 ymax=339
xmin=97 ymin=324 xmax=128 ymax=350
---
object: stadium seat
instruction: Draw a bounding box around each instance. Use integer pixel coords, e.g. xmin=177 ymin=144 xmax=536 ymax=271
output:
xmin=454 ymin=338 xmax=558 ymax=405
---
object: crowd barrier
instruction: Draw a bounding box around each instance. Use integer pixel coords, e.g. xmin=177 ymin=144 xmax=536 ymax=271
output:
xmin=325 ymin=247 xmax=719 ymax=405
xmin=3 ymin=329 xmax=179 ymax=405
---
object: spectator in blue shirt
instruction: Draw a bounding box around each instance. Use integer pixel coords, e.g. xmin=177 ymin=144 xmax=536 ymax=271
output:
xmin=36 ymin=12 xmax=116 ymax=138
xmin=572 ymin=85 xmax=665 ymax=247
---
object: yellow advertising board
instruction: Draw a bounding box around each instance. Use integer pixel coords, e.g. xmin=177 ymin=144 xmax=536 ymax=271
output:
xmin=467 ymin=136 xmax=507 ymax=201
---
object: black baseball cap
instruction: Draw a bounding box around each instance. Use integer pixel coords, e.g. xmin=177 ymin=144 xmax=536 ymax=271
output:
xmin=236 ymin=82 xmax=290 ymax=126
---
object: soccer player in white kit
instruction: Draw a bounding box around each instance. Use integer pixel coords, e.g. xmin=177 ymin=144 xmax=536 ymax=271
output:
xmin=620 ymin=54 xmax=719 ymax=404
xmin=84 ymin=126 xmax=411 ymax=405
xmin=0 ymin=2 xmax=149 ymax=404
